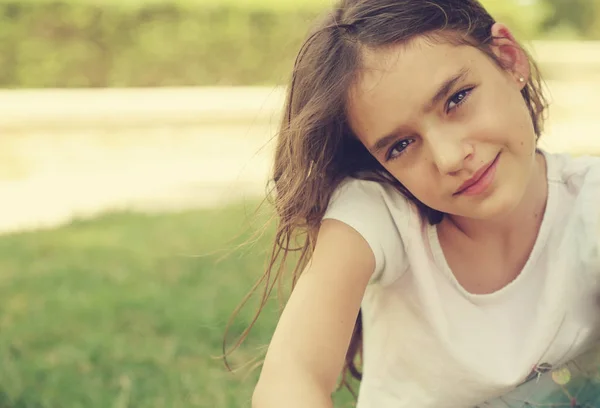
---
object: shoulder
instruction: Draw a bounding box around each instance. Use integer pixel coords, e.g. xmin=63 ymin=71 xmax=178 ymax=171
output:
xmin=548 ymin=152 xmax=600 ymax=216
xmin=547 ymin=151 xmax=600 ymax=227
xmin=325 ymin=177 xmax=414 ymax=218
xmin=547 ymin=151 xmax=600 ymax=190
xmin=547 ymin=152 xmax=600 ymax=272
xmin=323 ymin=177 xmax=418 ymax=285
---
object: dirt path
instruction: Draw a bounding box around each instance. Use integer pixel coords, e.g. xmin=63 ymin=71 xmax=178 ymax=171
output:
xmin=0 ymin=82 xmax=598 ymax=235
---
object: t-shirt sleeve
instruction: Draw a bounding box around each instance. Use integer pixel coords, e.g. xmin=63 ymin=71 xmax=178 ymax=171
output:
xmin=565 ymin=155 xmax=600 ymax=281
xmin=580 ymin=159 xmax=600 ymax=273
xmin=321 ymin=178 xmax=410 ymax=286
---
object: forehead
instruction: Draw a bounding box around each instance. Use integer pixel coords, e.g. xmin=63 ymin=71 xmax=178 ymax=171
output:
xmin=347 ymin=38 xmax=491 ymax=140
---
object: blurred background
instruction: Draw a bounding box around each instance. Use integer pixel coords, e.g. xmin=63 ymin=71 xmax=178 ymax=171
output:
xmin=0 ymin=0 xmax=599 ymax=407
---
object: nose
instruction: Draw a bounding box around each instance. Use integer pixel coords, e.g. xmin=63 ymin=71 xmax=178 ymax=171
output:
xmin=426 ymin=126 xmax=473 ymax=175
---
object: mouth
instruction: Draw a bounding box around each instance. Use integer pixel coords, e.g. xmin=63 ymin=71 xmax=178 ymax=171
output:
xmin=454 ymin=152 xmax=501 ymax=196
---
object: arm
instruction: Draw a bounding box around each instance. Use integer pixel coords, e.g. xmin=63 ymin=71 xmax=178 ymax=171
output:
xmin=252 ymin=219 xmax=375 ymax=408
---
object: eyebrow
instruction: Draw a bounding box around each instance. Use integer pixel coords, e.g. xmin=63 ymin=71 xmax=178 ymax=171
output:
xmin=368 ymin=67 xmax=472 ymax=156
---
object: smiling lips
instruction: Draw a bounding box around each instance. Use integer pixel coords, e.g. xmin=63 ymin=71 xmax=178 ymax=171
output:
xmin=454 ymin=153 xmax=501 ymax=196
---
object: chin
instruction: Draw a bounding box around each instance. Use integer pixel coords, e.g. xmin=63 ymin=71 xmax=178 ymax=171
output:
xmin=448 ymin=186 xmax=524 ymax=221
xmin=477 ymin=189 xmax=526 ymax=220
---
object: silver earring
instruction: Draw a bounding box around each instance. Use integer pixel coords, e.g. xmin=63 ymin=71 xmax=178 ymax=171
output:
xmin=519 ymin=77 xmax=525 ymax=83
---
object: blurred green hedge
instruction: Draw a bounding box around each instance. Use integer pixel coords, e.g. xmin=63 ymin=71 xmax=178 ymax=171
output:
xmin=0 ymin=0 xmax=597 ymax=88
xmin=0 ymin=0 xmax=322 ymax=88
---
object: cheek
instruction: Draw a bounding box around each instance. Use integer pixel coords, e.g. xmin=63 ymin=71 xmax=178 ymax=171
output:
xmin=504 ymin=101 xmax=538 ymax=154
xmin=473 ymin=90 xmax=532 ymax=143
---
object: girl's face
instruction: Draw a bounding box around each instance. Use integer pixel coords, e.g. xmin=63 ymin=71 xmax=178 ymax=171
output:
xmin=347 ymin=27 xmax=539 ymax=221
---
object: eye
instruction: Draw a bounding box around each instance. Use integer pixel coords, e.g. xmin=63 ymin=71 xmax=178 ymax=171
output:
xmin=386 ymin=139 xmax=414 ymax=161
xmin=446 ymin=87 xmax=474 ymax=112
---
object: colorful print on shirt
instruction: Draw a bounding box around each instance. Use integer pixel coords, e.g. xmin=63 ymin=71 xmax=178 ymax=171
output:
xmin=477 ymin=343 xmax=600 ymax=408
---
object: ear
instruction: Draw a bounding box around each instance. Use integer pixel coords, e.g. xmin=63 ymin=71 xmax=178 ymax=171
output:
xmin=489 ymin=23 xmax=530 ymax=90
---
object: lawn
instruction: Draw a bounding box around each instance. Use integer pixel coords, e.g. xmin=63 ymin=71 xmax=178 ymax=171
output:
xmin=0 ymin=201 xmax=356 ymax=408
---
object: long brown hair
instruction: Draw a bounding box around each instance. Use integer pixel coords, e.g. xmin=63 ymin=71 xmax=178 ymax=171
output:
xmin=224 ymin=0 xmax=548 ymax=396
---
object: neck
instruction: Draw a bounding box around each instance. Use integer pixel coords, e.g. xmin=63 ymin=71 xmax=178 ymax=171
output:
xmin=443 ymin=151 xmax=548 ymax=242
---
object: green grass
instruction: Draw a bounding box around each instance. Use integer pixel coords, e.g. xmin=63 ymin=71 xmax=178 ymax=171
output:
xmin=0 ymin=201 xmax=357 ymax=408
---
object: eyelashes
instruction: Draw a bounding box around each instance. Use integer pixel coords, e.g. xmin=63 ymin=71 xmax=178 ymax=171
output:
xmin=386 ymin=139 xmax=414 ymax=161
xmin=446 ymin=87 xmax=474 ymax=112
xmin=385 ymin=87 xmax=475 ymax=161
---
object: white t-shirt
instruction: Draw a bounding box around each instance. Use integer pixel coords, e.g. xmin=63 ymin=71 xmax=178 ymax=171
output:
xmin=323 ymin=151 xmax=600 ymax=407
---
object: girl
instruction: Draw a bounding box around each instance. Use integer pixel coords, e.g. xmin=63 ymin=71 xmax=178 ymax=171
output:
xmin=234 ymin=0 xmax=600 ymax=406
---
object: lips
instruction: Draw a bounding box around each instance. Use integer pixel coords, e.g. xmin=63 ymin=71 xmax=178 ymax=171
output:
xmin=454 ymin=153 xmax=500 ymax=195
